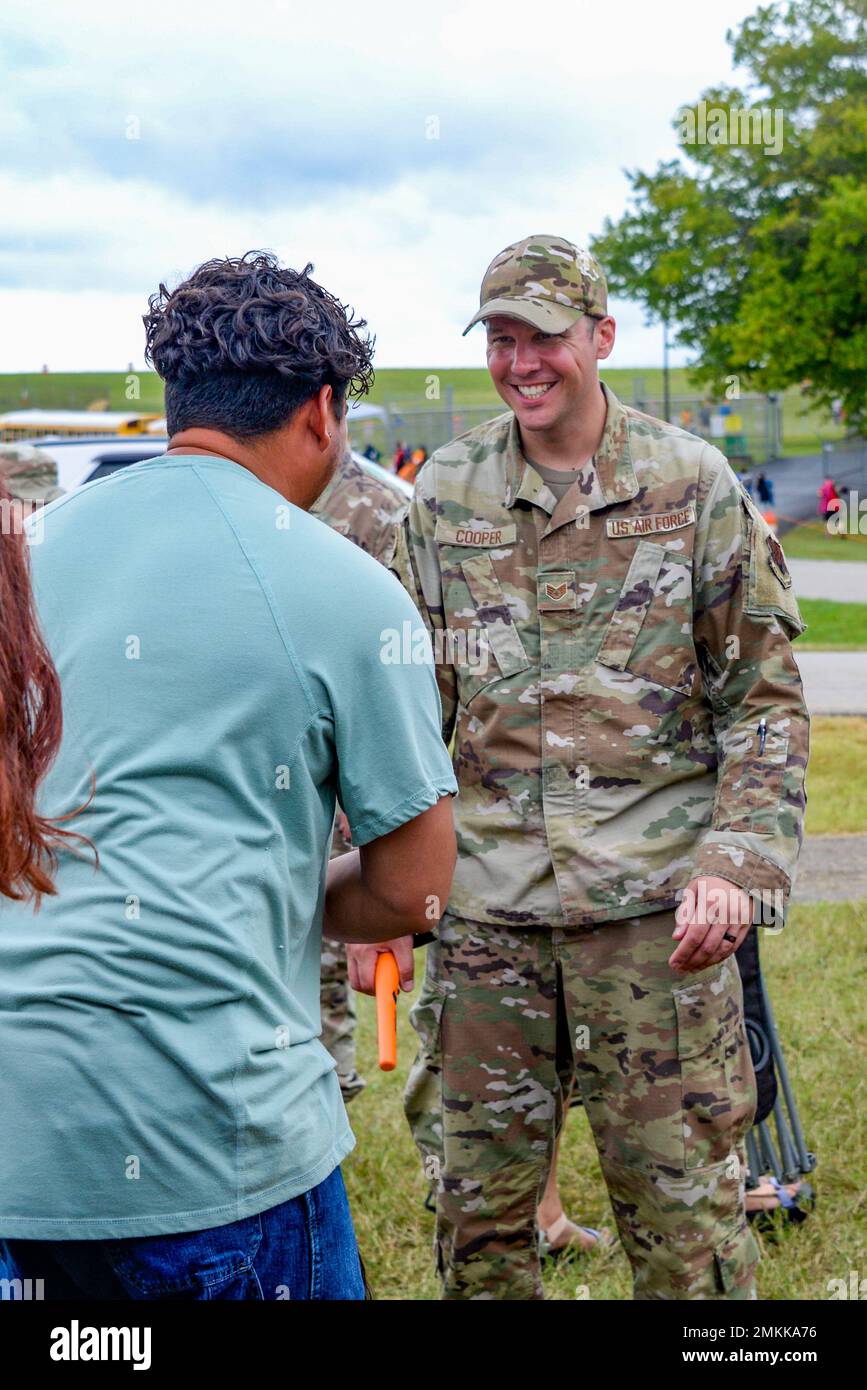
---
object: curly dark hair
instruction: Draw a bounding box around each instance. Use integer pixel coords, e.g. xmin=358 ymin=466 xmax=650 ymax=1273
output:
xmin=143 ymin=251 xmax=375 ymax=439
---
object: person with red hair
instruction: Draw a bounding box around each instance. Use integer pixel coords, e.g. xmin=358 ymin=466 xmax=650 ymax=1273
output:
xmin=0 ymin=476 xmax=85 ymax=904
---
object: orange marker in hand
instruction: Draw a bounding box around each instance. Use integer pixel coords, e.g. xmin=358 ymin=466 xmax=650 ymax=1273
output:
xmin=374 ymin=950 xmax=400 ymax=1071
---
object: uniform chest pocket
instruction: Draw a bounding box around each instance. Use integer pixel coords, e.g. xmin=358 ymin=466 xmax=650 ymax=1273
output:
xmin=596 ymin=540 xmax=696 ymax=695
xmin=442 ymin=551 xmax=531 ymax=705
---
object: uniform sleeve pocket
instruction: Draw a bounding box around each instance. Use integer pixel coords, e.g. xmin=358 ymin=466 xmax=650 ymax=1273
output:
xmin=713 ymin=729 xmax=790 ymax=833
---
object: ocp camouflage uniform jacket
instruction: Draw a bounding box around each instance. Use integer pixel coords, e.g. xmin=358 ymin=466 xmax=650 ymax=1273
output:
xmin=312 ymin=450 xmax=407 ymax=562
xmin=312 ymin=450 xmax=408 ymax=862
xmin=391 ymin=383 xmax=809 ymax=929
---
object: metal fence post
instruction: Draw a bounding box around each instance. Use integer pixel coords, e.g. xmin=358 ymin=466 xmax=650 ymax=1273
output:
xmin=445 ymin=386 xmax=455 ymax=446
xmin=821 ymin=441 xmax=832 ymax=480
xmin=382 ymin=404 xmax=394 ymax=458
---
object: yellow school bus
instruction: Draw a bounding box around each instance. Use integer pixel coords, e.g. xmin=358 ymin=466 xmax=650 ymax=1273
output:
xmin=0 ymin=410 xmax=162 ymax=442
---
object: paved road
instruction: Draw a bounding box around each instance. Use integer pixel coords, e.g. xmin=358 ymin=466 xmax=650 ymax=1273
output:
xmin=739 ymin=444 xmax=867 ymax=530
xmin=752 ymin=454 xmax=823 ymax=532
xmin=789 ymin=558 xmax=867 ymax=603
xmin=793 ymin=836 xmax=867 ymax=903
xmin=752 ymin=444 xmax=866 ymax=535
xmin=795 ymin=651 xmax=867 ymax=715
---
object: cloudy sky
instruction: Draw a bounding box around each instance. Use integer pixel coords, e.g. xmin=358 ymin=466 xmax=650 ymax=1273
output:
xmin=0 ymin=0 xmax=759 ymax=373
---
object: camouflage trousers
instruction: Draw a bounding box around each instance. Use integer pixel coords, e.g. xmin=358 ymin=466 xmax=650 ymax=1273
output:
xmin=404 ymin=909 xmax=760 ymax=1300
xmin=321 ymin=809 xmax=365 ymax=1104
xmin=321 ymin=938 xmax=365 ymax=1103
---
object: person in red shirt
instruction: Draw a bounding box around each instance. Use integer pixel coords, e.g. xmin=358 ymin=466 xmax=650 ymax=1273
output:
xmin=818 ymin=477 xmax=839 ymax=519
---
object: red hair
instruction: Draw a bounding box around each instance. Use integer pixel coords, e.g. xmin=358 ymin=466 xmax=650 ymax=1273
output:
xmin=0 ymin=482 xmax=93 ymax=905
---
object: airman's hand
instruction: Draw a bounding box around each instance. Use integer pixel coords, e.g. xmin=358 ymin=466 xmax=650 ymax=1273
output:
xmin=669 ymin=876 xmax=753 ymax=974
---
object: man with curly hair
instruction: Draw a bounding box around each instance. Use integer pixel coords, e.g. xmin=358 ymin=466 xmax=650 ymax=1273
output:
xmin=0 ymin=252 xmax=456 ymax=1301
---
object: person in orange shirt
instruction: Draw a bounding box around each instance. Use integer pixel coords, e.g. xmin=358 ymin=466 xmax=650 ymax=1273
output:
xmin=398 ymin=445 xmax=428 ymax=485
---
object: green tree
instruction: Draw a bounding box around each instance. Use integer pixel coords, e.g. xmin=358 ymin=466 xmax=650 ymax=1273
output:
xmin=591 ymin=0 xmax=867 ymax=429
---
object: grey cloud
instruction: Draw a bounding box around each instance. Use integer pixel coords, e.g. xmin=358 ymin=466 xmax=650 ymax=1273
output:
xmin=0 ymin=25 xmax=624 ymax=208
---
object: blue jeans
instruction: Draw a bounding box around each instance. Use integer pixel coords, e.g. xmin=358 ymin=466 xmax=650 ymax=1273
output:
xmin=0 ymin=1165 xmax=367 ymax=1300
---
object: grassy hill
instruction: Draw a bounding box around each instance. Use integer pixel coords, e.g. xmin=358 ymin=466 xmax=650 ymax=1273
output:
xmin=0 ymin=366 xmax=703 ymax=412
xmin=0 ymin=368 xmax=847 ymax=456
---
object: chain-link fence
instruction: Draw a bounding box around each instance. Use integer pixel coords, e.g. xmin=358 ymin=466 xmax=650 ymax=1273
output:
xmin=0 ymin=373 xmax=799 ymax=471
xmin=382 ymin=402 xmax=504 ymax=456
xmin=628 ymin=394 xmax=783 ymax=465
xmin=821 ymin=438 xmax=867 ymax=492
xmin=347 ymin=398 xmax=498 ymax=463
xmin=350 ymin=389 xmax=785 ymax=467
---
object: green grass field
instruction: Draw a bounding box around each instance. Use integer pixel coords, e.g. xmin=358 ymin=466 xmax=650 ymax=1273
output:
xmin=0 ymin=368 xmax=848 ymax=457
xmin=3 ymin=365 xmax=697 ymax=412
xmin=784 ymin=520 xmax=867 ymax=564
xmin=344 ymin=898 xmax=866 ymax=1301
xmin=804 ymin=718 xmax=867 ymax=836
xmin=797 ymin=600 xmax=867 ymax=651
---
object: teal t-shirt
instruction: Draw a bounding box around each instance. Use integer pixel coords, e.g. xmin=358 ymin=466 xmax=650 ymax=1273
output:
xmin=0 ymin=454 xmax=456 ymax=1239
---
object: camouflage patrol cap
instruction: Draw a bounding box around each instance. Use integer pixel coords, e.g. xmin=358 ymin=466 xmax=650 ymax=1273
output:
xmin=0 ymin=443 xmax=65 ymax=503
xmin=463 ymin=233 xmax=608 ymax=337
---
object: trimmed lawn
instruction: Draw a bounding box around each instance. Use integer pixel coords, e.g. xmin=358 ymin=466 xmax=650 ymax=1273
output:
xmin=784 ymin=520 xmax=867 ymax=564
xmin=805 ymin=717 xmax=867 ymax=836
xmin=343 ymin=901 xmax=866 ymax=1300
xmin=797 ymin=599 xmax=867 ymax=651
